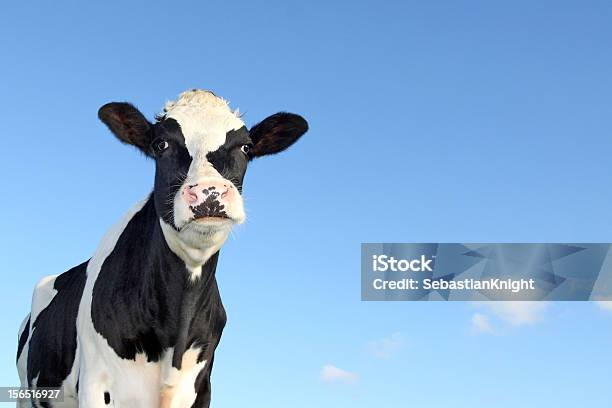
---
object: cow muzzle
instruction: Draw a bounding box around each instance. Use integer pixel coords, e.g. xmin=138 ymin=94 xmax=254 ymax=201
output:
xmin=181 ymin=179 xmax=235 ymax=221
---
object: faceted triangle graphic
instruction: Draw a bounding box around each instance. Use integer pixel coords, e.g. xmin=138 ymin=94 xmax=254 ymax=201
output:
xmin=546 ymin=244 xmax=586 ymax=261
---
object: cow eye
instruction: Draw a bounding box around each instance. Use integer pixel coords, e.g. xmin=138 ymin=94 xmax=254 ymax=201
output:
xmin=153 ymin=139 xmax=169 ymax=154
xmin=240 ymin=144 xmax=252 ymax=155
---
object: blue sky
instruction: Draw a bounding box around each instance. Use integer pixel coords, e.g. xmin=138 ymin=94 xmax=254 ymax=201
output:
xmin=1 ymin=1 xmax=612 ymax=406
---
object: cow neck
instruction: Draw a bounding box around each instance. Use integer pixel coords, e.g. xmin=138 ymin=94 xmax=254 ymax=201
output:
xmin=136 ymin=196 xmax=222 ymax=284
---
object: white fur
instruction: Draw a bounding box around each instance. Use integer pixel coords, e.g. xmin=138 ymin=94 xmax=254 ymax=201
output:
xmin=163 ymin=89 xmax=244 ymax=156
xmin=30 ymin=275 xmax=58 ymax=324
xmin=160 ymin=219 xmax=229 ymax=278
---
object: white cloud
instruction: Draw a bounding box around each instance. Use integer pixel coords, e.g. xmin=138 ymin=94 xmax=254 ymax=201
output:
xmin=474 ymin=301 xmax=548 ymax=327
xmin=470 ymin=302 xmax=549 ymax=334
xmin=320 ymin=364 xmax=358 ymax=385
xmin=366 ymin=333 xmax=406 ymax=359
xmin=596 ymin=301 xmax=612 ymax=312
xmin=471 ymin=313 xmax=495 ymax=334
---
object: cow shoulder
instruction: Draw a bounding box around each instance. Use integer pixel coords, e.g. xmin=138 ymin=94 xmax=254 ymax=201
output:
xmin=91 ymin=197 xmax=188 ymax=362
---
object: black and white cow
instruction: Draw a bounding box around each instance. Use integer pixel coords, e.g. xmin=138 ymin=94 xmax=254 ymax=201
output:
xmin=16 ymin=89 xmax=308 ymax=408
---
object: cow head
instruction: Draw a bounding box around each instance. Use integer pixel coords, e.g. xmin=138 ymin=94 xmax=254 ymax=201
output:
xmin=98 ymin=89 xmax=308 ymax=268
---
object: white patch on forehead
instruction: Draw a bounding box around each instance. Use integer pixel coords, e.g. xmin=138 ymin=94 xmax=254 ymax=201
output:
xmin=162 ymin=89 xmax=245 ymax=157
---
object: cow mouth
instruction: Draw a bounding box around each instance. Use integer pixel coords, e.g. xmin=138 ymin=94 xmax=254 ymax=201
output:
xmin=178 ymin=215 xmax=232 ymax=233
xmin=194 ymin=214 xmax=230 ymax=222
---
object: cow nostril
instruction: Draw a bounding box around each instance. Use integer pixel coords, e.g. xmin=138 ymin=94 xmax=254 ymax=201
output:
xmin=183 ymin=185 xmax=199 ymax=204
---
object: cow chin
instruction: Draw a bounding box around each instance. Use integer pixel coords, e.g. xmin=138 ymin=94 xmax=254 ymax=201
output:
xmin=177 ymin=221 xmax=232 ymax=250
xmin=159 ymin=218 xmax=232 ymax=268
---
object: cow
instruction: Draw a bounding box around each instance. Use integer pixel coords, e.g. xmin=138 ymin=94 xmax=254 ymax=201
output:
xmin=16 ymin=89 xmax=308 ymax=408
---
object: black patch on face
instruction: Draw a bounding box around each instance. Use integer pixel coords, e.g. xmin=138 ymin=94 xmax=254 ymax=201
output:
xmin=91 ymin=197 xmax=226 ymax=371
xmin=26 ymin=261 xmax=87 ymax=395
xmin=205 ymin=127 xmax=252 ymax=193
xmin=16 ymin=315 xmax=30 ymax=364
xmin=151 ymin=118 xmax=192 ymax=229
xmin=104 ymin=392 xmax=111 ymax=404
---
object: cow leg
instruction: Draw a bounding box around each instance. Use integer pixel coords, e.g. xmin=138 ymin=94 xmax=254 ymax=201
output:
xmin=160 ymin=347 xmax=208 ymax=408
xmin=190 ymin=356 xmax=215 ymax=408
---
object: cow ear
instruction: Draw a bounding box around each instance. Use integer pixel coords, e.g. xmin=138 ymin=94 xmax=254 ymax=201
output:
xmin=249 ymin=112 xmax=308 ymax=157
xmin=98 ymin=102 xmax=153 ymax=154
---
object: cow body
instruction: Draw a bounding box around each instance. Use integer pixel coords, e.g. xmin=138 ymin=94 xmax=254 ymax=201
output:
xmin=16 ymin=90 xmax=308 ymax=407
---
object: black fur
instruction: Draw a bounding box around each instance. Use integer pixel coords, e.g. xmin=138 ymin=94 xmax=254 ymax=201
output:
xmin=91 ymin=196 xmax=226 ymax=406
xmin=205 ymin=126 xmax=251 ymax=192
xmin=151 ymin=118 xmax=192 ymax=228
xmin=26 ymin=262 xmax=87 ymax=401
xmin=92 ymin=196 xmax=226 ymax=366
